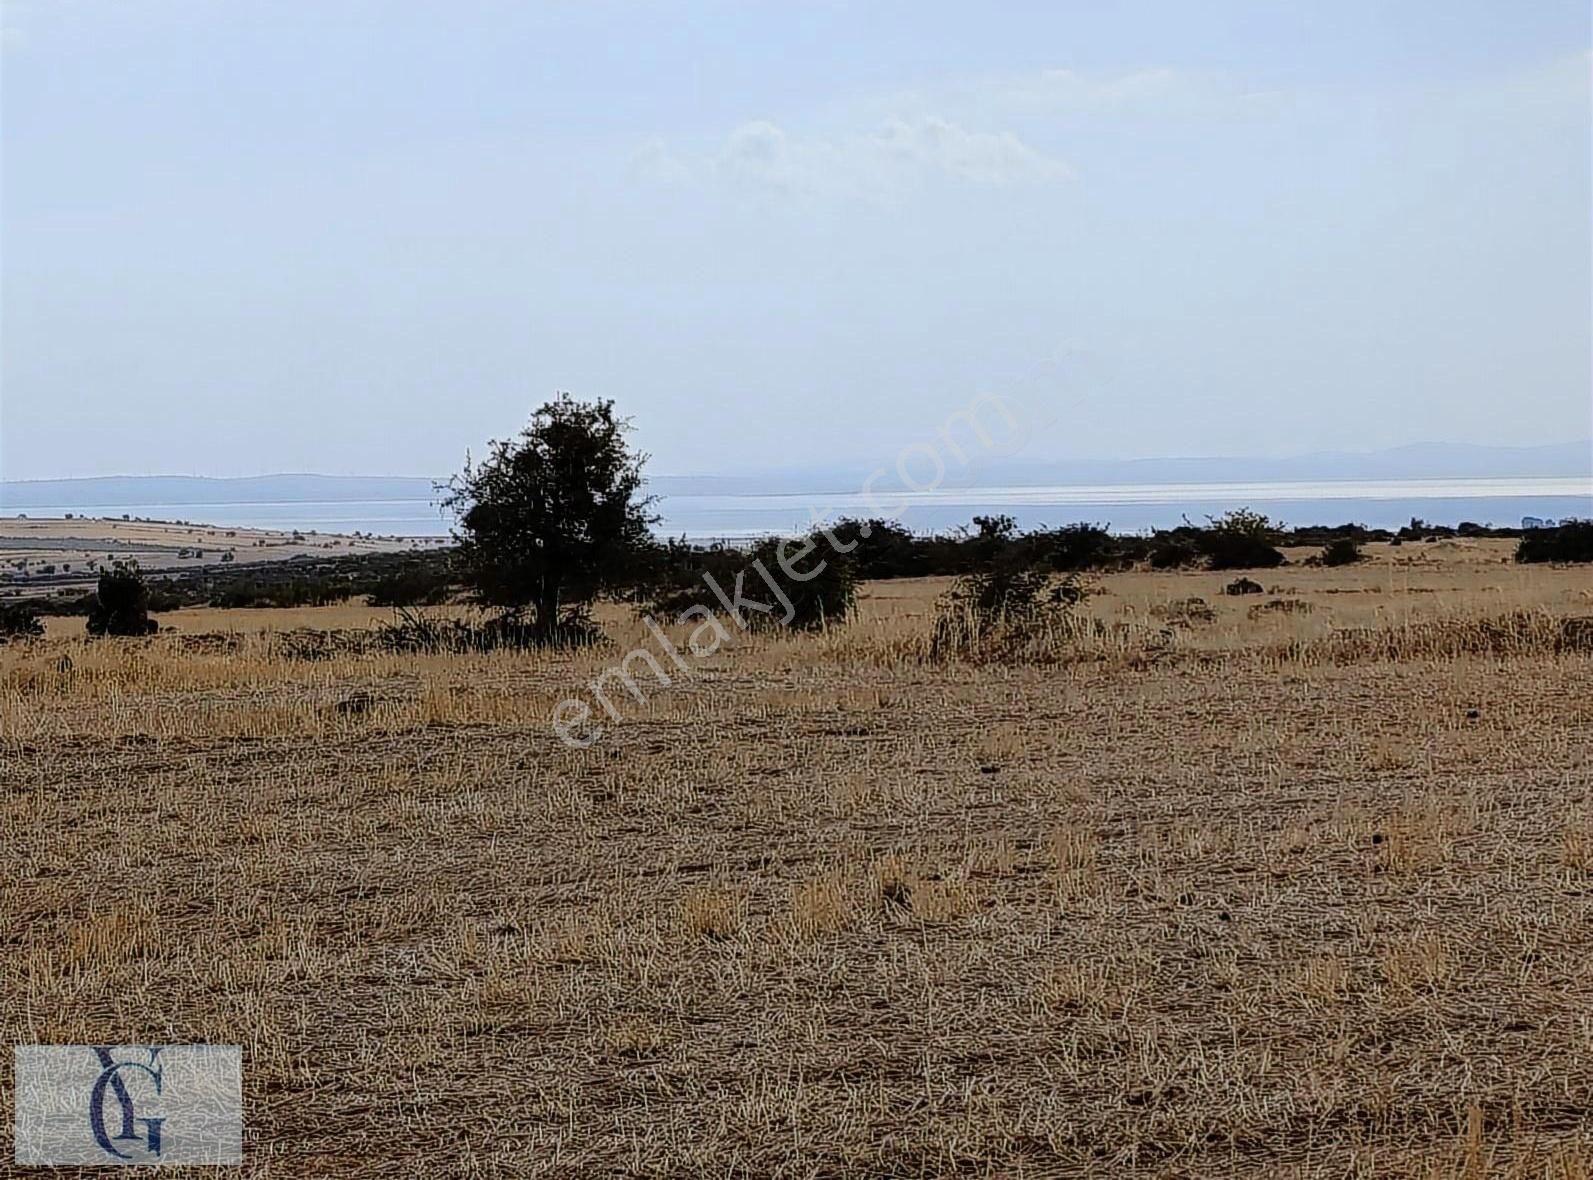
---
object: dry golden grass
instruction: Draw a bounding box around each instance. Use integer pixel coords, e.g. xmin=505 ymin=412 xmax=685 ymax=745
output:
xmin=2 ymin=546 xmax=1592 ymax=1176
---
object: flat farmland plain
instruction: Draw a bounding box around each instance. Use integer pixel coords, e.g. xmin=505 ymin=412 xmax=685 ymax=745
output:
xmin=3 ymin=543 xmax=1592 ymax=1176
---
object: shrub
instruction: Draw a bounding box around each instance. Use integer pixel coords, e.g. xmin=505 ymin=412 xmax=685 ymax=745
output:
xmin=86 ymin=565 xmax=159 ymax=636
xmin=826 ymin=518 xmax=927 ymax=580
xmin=377 ymin=606 xmax=599 ymax=653
xmin=1517 ymin=522 xmax=1593 ymax=564
xmin=1224 ymin=577 xmax=1264 ymax=595
xmin=0 ymin=602 xmax=44 ymax=642
xmin=1149 ymin=536 xmax=1200 ymax=569
xmin=1205 ymin=535 xmax=1284 ymax=570
xmin=145 ymin=582 xmax=188 ymax=613
xmin=1249 ymin=598 xmax=1314 ymax=618
xmin=651 ymin=531 xmax=857 ymax=633
xmin=1042 ymin=523 xmax=1126 ymax=571
xmin=1199 ymin=509 xmax=1286 ymax=571
xmin=365 ymin=567 xmax=453 ymax=608
xmin=209 ymin=577 xmax=352 ymax=609
xmin=1321 ymin=538 xmax=1363 ymax=566
xmin=749 ymin=534 xmax=857 ymax=631
xmin=929 ymin=565 xmax=1089 ymax=662
xmin=1159 ymin=596 xmax=1215 ymax=624
xmin=1279 ymin=522 xmax=1387 ymax=547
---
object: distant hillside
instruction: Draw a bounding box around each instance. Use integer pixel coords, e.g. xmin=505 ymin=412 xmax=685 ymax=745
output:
xmin=0 ymin=474 xmax=442 ymax=510
xmin=961 ymin=441 xmax=1593 ymax=489
xmin=4 ymin=441 xmax=1588 ymax=508
xmin=731 ymin=441 xmax=1593 ymax=494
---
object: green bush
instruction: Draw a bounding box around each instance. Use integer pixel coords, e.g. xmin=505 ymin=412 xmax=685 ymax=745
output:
xmin=826 ymin=518 xmax=928 ymax=580
xmin=209 ymin=577 xmax=352 ymax=609
xmin=1198 ymin=509 xmax=1286 ymax=571
xmin=929 ymin=564 xmax=1089 ymax=662
xmin=1040 ymin=523 xmax=1127 ymax=571
xmin=652 ymin=531 xmax=856 ymax=633
xmin=86 ymin=565 xmax=158 ymax=636
xmin=377 ymin=606 xmax=598 ymax=652
xmin=1320 ymin=538 xmax=1363 ymax=566
xmin=1149 ymin=537 xmax=1199 ymax=569
xmin=1517 ymin=522 xmax=1593 ymax=564
xmin=365 ymin=567 xmax=453 ymax=608
xmin=0 ymin=602 xmax=44 ymax=642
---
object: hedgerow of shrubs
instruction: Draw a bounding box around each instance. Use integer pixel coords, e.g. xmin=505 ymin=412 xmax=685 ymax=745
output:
xmin=364 ymin=566 xmax=454 ymax=608
xmin=376 ymin=605 xmax=600 ymax=653
xmin=0 ymin=602 xmax=44 ymax=642
xmin=1516 ymin=522 xmax=1593 ymax=564
xmin=209 ymin=577 xmax=354 ymax=609
xmin=650 ymin=530 xmax=857 ymax=632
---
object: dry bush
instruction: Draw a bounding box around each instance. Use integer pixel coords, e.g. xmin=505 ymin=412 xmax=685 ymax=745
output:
xmin=1249 ymin=596 xmax=1314 ymax=618
xmin=1156 ymin=595 xmax=1217 ymax=624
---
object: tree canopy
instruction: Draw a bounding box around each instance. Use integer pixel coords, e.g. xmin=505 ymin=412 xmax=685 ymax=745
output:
xmin=443 ymin=395 xmax=657 ymax=642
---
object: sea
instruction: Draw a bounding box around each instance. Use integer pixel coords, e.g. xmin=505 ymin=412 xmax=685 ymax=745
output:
xmin=12 ymin=476 xmax=1591 ymax=540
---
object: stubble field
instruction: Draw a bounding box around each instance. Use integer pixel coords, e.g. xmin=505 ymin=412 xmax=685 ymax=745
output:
xmin=3 ymin=541 xmax=1592 ymax=1176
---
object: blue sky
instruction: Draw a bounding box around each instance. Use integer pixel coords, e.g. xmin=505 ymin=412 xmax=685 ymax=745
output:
xmin=2 ymin=1 xmax=1588 ymax=480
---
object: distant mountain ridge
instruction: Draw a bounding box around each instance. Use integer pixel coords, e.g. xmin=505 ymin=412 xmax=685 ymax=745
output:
xmin=0 ymin=473 xmax=443 ymax=509
xmin=3 ymin=441 xmax=1588 ymax=508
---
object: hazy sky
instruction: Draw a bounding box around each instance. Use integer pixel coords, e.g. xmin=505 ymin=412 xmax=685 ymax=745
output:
xmin=2 ymin=1 xmax=1589 ymax=481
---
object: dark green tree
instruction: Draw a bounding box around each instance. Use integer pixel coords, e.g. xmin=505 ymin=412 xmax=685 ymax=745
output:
xmin=443 ymin=395 xmax=657 ymax=643
xmin=86 ymin=563 xmax=158 ymax=636
xmin=0 ymin=602 xmax=44 ymax=642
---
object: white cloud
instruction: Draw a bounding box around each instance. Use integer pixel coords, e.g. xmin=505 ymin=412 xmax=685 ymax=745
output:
xmin=629 ymin=136 xmax=692 ymax=187
xmin=872 ymin=115 xmax=1068 ymax=184
xmin=630 ymin=65 xmax=1276 ymax=202
xmin=645 ymin=114 xmax=1068 ymax=202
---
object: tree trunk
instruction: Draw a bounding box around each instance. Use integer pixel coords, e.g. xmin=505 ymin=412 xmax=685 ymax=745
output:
xmin=534 ymin=584 xmax=560 ymax=642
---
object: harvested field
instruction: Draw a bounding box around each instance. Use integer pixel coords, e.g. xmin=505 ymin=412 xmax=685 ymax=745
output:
xmin=3 ymin=549 xmax=1592 ymax=1176
xmin=0 ymin=516 xmax=444 ymax=594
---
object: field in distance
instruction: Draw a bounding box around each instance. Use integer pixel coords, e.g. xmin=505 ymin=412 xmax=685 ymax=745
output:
xmin=0 ymin=515 xmax=447 ymax=591
xmin=2 ymin=543 xmax=1592 ymax=1175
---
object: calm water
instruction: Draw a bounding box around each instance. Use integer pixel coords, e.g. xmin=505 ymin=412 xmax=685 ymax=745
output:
xmin=13 ymin=477 xmax=1591 ymax=539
